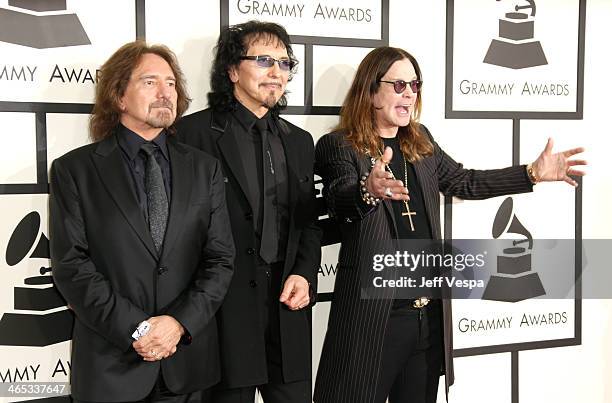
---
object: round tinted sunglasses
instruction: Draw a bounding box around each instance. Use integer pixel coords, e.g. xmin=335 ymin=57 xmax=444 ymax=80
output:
xmin=378 ymin=79 xmax=423 ymax=94
xmin=240 ymin=55 xmax=297 ymax=71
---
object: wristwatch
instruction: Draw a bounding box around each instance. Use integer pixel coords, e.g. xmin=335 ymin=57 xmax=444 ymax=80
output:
xmin=132 ymin=320 xmax=151 ymax=340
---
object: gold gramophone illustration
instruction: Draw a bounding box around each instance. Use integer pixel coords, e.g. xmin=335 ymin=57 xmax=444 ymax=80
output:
xmin=482 ymin=197 xmax=546 ymax=302
xmin=483 ymin=0 xmax=548 ymax=69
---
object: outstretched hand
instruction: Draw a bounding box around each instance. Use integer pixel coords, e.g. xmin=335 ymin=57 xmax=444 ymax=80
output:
xmin=531 ymin=138 xmax=586 ymax=187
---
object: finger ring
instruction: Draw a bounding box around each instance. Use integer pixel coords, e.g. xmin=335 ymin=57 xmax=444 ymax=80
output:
xmin=384 ymin=187 xmax=393 ymax=197
xmin=150 ymin=350 xmax=157 ymax=357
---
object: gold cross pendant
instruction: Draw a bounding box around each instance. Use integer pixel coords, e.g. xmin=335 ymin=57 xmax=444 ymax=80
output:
xmin=402 ymin=201 xmax=416 ymax=231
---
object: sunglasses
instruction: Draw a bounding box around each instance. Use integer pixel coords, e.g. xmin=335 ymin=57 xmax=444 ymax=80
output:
xmin=378 ymin=79 xmax=423 ymax=94
xmin=240 ymin=55 xmax=297 ymax=71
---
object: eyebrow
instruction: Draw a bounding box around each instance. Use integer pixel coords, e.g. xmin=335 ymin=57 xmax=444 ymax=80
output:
xmin=138 ymin=74 xmax=176 ymax=81
xmin=386 ymin=76 xmax=418 ymax=81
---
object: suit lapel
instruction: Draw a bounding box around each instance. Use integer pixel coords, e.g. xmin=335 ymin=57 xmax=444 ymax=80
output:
xmin=382 ymin=200 xmax=399 ymax=239
xmin=213 ymin=111 xmax=254 ymax=211
xmin=92 ymin=135 xmax=157 ymax=259
xmin=160 ymin=139 xmax=192 ymax=261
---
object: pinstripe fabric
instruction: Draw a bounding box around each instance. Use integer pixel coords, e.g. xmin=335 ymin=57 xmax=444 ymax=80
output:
xmin=313 ymin=127 xmax=533 ymax=403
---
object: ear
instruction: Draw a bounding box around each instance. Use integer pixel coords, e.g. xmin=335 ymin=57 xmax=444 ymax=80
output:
xmin=228 ymin=66 xmax=239 ymax=83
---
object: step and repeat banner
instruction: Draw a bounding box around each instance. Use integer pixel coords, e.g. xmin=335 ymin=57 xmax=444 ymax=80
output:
xmin=1 ymin=1 xmax=607 ymax=402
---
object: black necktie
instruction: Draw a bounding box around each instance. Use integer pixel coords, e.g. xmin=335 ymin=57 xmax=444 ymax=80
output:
xmin=255 ymin=119 xmax=278 ymax=264
xmin=140 ymin=142 xmax=168 ymax=255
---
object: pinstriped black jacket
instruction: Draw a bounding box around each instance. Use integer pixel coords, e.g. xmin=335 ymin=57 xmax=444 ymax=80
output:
xmin=313 ymin=126 xmax=533 ymax=403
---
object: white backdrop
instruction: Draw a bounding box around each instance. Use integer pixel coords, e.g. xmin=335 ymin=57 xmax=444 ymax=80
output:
xmin=1 ymin=1 xmax=611 ymax=402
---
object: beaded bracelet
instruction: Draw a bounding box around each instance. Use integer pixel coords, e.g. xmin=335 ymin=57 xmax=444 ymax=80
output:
xmin=360 ymin=171 xmax=381 ymax=206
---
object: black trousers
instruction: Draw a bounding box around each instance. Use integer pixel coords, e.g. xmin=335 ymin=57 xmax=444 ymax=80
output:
xmin=212 ymin=262 xmax=311 ymax=403
xmin=210 ymin=380 xmax=311 ymax=403
xmin=374 ymin=300 xmax=444 ymax=403
xmin=72 ymin=373 xmax=206 ymax=403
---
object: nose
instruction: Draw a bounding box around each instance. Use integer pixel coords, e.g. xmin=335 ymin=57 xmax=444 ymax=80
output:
xmin=402 ymin=86 xmax=416 ymax=97
xmin=158 ymin=81 xmax=172 ymax=98
xmin=267 ymin=61 xmax=282 ymax=77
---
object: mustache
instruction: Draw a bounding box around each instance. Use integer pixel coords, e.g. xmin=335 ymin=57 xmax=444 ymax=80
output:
xmin=149 ymin=99 xmax=174 ymax=111
xmin=259 ymin=82 xmax=282 ymax=87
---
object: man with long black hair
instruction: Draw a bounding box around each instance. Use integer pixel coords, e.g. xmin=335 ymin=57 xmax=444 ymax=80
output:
xmin=177 ymin=21 xmax=321 ymax=403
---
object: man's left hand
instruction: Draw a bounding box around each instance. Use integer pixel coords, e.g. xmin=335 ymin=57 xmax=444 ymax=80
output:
xmin=531 ymin=138 xmax=586 ymax=187
xmin=132 ymin=315 xmax=184 ymax=361
xmin=279 ymin=275 xmax=310 ymax=310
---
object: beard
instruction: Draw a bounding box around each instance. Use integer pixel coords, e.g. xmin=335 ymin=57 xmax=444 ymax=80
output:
xmin=146 ymin=109 xmax=174 ymax=128
xmin=146 ymin=100 xmax=175 ymax=128
xmin=262 ymin=92 xmax=280 ymax=109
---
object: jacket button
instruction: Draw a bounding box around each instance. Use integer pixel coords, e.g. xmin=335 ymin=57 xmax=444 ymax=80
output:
xmin=246 ymin=248 xmax=255 ymax=255
xmin=249 ymin=280 xmax=257 ymax=288
xmin=245 ymin=213 xmax=253 ymax=220
xmin=157 ymin=267 xmax=168 ymax=275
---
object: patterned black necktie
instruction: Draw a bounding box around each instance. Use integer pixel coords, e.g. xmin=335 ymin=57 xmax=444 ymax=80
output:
xmin=140 ymin=142 xmax=168 ymax=255
xmin=254 ymin=119 xmax=278 ymax=264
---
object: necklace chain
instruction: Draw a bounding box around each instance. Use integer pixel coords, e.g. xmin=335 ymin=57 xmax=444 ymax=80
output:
xmin=378 ymin=147 xmax=416 ymax=231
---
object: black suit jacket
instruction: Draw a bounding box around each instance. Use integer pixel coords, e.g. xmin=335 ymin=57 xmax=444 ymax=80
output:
xmin=50 ymin=134 xmax=234 ymax=401
xmin=313 ymin=127 xmax=534 ymax=403
xmin=176 ymin=108 xmax=321 ymax=388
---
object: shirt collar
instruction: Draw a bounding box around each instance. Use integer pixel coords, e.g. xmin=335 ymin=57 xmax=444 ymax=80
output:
xmin=117 ymin=124 xmax=169 ymax=161
xmin=232 ymin=101 xmax=271 ymax=133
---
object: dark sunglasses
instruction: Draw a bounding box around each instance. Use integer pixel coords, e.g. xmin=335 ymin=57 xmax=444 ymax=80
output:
xmin=378 ymin=79 xmax=423 ymax=94
xmin=240 ymin=55 xmax=297 ymax=71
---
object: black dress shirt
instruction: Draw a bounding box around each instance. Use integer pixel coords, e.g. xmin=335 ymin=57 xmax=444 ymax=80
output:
xmin=116 ymin=124 xmax=172 ymax=225
xmin=231 ymin=102 xmax=289 ymax=264
xmin=382 ymin=136 xmax=432 ymax=240
xmin=382 ymin=136 xmax=432 ymax=309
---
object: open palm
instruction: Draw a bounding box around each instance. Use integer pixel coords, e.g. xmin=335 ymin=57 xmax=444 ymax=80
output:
xmin=532 ymin=138 xmax=586 ymax=187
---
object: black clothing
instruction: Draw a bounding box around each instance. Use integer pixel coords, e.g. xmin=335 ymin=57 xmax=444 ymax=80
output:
xmin=176 ymin=107 xmax=321 ymax=390
xmin=313 ymin=128 xmax=534 ymax=403
xmin=231 ymin=103 xmax=289 ymax=264
xmin=381 ymin=137 xmax=432 ymax=310
xmin=117 ymin=125 xmax=171 ymax=223
xmin=381 ymin=136 xmax=432 ymax=240
xmin=50 ymin=133 xmax=235 ymax=401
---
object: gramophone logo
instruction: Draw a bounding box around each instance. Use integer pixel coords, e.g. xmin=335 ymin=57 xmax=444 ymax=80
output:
xmin=0 ymin=211 xmax=73 ymax=346
xmin=0 ymin=0 xmax=90 ymax=48
xmin=483 ymin=0 xmax=548 ymax=69
xmin=482 ymin=197 xmax=546 ymax=302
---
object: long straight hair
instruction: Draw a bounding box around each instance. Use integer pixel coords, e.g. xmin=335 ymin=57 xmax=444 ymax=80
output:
xmin=337 ymin=47 xmax=433 ymax=161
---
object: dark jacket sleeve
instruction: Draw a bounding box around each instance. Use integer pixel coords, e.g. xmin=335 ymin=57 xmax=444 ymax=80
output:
xmin=289 ymin=131 xmax=321 ymax=299
xmin=49 ymin=158 xmax=149 ymax=351
xmin=314 ymin=132 xmax=375 ymax=222
xmin=422 ymin=126 xmax=534 ymax=199
xmin=165 ymin=158 xmax=235 ymax=338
